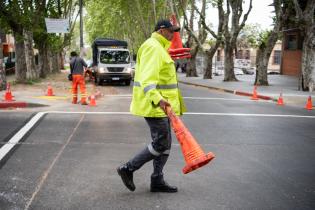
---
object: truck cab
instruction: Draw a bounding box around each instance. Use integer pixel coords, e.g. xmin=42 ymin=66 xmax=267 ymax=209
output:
xmin=92 ymin=38 xmax=133 ymax=86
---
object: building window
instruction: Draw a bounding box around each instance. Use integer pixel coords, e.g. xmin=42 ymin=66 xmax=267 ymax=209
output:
xmin=273 ymin=50 xmax=281 ymax=65
xmin=236 ymin=50 xmax=243 ymax=59
xmin=286 ymin=34 xmax=298 ymax=50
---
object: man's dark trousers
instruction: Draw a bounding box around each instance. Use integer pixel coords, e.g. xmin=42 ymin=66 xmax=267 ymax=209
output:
xmin=127 ymin=117 xmax=172 ymax=179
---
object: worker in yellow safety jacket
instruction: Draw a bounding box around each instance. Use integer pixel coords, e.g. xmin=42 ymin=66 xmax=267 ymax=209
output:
xmin=117 ymin=19 xmax=186 ymax=193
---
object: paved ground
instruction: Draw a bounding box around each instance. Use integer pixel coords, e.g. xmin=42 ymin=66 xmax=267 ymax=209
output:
xmin=0 ymin=80 xmax=315 ymax=210
xmin=177 ymin=72 xmax=315 ymax=109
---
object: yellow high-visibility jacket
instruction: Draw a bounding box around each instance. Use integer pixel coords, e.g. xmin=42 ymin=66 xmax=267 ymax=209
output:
xmin=130 ymin=32 xmax=186 ymax=117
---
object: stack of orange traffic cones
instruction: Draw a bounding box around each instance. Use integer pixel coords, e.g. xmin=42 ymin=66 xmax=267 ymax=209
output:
xmin=168 ymin=14 xmax=191 ymax=60
xmin=277 ymin=92 xmax=284 ymax=106
xmin=89 ymin=94 xmax=96 ymax=106
xmin=305 ymin=96 xmax=313 ymax=110
xmin=46 ymin=84 xmax=54 ymax=96
xmin=251 ymin=86 xmax=259 ymax=100
xmin=166 ymin=107 xmax=215 ymax=174
xmin=3 ymin=82 xmax=14 ymax=101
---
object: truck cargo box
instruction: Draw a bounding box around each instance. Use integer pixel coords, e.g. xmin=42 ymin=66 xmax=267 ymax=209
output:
xmin=92 ymin=38 xmax=128 ymax=65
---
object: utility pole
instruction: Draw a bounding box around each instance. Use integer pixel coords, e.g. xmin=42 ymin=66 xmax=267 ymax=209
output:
xmin=79 ymin=0 xmax=84 ymax=49
xmin=0 ymin=30 xmax=6 ymax=91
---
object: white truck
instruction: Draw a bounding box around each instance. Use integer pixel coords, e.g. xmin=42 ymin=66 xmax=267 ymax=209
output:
xmin=92 ymin=38 xmax=133 ymax=86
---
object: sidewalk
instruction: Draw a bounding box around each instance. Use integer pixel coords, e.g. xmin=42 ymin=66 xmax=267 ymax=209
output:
xmin=0 ymin=70 xmax=112 ymax=110
xmin=177 ymin=72 xmax=315 ymax=109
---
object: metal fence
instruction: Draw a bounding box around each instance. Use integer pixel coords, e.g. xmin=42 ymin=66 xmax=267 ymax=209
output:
xmin=195 ymin=55 xmax=280 ymax=75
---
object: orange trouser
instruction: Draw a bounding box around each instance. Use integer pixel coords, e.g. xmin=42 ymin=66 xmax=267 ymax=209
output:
xmin=72 ymin=74 xmax=87 ymax=104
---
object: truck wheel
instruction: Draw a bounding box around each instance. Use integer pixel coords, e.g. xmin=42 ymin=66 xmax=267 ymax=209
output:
xmin=125 ymin=80 xmax=131 ymax=86
xmin=95 ymin=76 xmax=102 ymax=86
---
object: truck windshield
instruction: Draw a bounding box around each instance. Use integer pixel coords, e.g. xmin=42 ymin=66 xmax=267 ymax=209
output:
xmin=100 ymin=51 xmax=130 ymax=64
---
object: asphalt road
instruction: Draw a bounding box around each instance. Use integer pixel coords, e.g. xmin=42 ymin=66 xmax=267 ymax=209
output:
xmin=0 ymin=83 xmax=315 ymax=210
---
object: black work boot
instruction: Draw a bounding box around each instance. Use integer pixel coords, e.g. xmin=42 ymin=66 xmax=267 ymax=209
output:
xmin=150 ymin=174 xmax=178 ymax=193
xmin=117 ymin=164 xmax=135 ymax=191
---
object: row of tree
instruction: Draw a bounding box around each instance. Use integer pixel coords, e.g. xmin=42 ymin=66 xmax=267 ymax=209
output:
xmin=179 ymin=0 xmax=314 ymax=90
xmin=85 ymin=0 xmax=314 ymax=90
xmin=0 ymin=0 xmax=81 ymax=90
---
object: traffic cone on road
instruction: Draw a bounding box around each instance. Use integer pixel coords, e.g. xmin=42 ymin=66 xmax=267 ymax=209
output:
xmin=305 ymin=96 xmax=313 ymax=110
xmin=3 ymin=82 xmax=14 ymax=101
xmin=166 ymin=107 xmax=215 ymax=174
xmin=251 ymin=86 xmax=259 ymax=100
xmin=277 ymin=92 xmax=284 ymax=106
xmin=89 ymin=94 xmax=97 ymax=106
xmin=46 ymin=84 xmax=54 ymax=96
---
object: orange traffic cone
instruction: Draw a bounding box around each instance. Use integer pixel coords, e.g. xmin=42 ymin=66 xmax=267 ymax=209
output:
xmin=46 ymin=84 xmax=54 ymax=96
xmin=168 ymin=14 xmax=191 ymax=60
xmin=251 ymin=86 xmax=259 ymax=100
xmin=3 ymin=82 xmax=14 ymax=101
xmin=166 ymin=107 xmax=215 ymax=174
xmin=305 ymin=96 xmax=313 ymax=110
xmin=89 ymin=94 xmax=96 ymax=106
xmin=277 ymin=92 xmax=284 ymax=106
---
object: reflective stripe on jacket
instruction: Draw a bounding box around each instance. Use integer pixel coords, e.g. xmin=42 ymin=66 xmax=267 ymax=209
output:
xmin=130 ymin=32 xmax=186 ymax=117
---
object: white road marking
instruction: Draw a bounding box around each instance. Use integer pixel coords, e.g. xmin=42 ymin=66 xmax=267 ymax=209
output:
xmin=1 ymin=111 xmax=314 ymax=162
xmin=183 ymin=96 xmax=269 ymax=102
xmin=103 ymin=95 xmax=265 ymax=102
xmin=103 ymin=94 xmax=132 ymax=97
xmin=47 ymin=111 xmax=315 ymax=119
xmin=185 ymin=112 xmax=315 ymax=118
xmin=0 ymin=112 xmax=46 ymax=161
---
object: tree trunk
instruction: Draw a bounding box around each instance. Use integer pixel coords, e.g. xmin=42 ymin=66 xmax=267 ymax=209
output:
xmin=255 ymin=27 xmax=280 ymax=86
xmin=38 ymin=42 xmax=49 ymax=78
xmin=59 ymin=51 xmax=65 ymax=70
xmin=224 ymin=42 xmax=237 ymax=81
xmin=186 ymin=56 xmax=198 ymax=77
xmin=47 ymin=49 xmax=53 ymax=74
xmin=204 ymin=45 xmax=220 ymax=79
xmin=186 ymin=46 xmax=198 ymax=77
xmin=254 ymin=49 xmax=269 ymax=85
xmin=301 ymin=26 xmax=315 ymax=91
xmin=204 ymin=56 xmax=213 ymax=79
xmin=24 ymin=30 xmax=38 ymax=80
xmin=14 ymin=32 xmax=27 ymax=83
xmin=51 ymin=51 xmax=60 ymax=73
xmin=0 ymin=40 xmax=6 ymax=90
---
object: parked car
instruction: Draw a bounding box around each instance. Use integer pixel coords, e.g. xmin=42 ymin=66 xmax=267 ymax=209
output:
xmin=242 ymin=68 xmax=255 ymax=75
xmin=4 ymin=57 xmax=15 ymax=74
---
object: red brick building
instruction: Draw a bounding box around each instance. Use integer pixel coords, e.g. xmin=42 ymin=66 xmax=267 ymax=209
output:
xmin=280 ymin=29 xmax=303 ymax=76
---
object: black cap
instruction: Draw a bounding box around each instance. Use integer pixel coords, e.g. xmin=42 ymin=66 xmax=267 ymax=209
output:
xmin=70 ymin=51 xmax=78 ymax=57
xmin=154 ymin=19 xmax=180 ymax=32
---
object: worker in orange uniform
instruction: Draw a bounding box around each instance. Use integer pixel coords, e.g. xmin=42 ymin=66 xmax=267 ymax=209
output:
xmin=69 ymin=51 xmax=88 ymax=105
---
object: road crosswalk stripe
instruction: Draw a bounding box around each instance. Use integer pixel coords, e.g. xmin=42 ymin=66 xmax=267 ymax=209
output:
xmin=0 ymin=112 xmax=46 ymax=162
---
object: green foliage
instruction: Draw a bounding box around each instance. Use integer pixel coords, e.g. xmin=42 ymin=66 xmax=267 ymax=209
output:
xmin=238 ymin=24 xmax=264 ymax=48
xmin=84 ymin=0 xmax=176 ymax=53
xmin=257 ymin=30 xmax=272 ymax=49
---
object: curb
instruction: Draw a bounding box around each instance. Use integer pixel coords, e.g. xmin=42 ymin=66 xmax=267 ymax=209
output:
xmin=0 ymin=101 xmax=48 ymax=109
xmin=0 ymin=101 xmax=27 ymax=109
xmin=178 ymin=80 xmax=278 ymax=102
